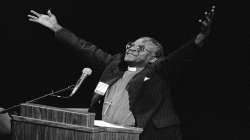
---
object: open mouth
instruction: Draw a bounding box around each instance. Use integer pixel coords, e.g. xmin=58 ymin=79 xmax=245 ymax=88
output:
xmin=126 ymin=50 xmax=137 ymax=55
xmin=126 ymin=52 xmax=137 ymax=56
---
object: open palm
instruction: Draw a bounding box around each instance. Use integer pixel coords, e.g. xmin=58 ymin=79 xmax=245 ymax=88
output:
xmin=28 ymin=10 xmax=59 ymax=30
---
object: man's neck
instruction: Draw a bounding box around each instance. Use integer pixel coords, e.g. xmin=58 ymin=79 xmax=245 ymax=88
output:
xmin=127 ymin=62 xmax=146 ymax=69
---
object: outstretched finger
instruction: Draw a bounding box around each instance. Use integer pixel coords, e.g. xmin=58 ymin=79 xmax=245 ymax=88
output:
xmin=27 ymin=15 xmax=38 ymax=19
xmin=47 ymin=10 xmax=52 ymax=16
xmin=30 ymin=10 xmax=41 ymax=17
xmin=28 ymin=18 xmax=38 ymax=23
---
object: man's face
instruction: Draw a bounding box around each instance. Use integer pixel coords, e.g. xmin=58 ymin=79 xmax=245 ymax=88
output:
xmin=124 ymin=37 xmax=158 ymax=67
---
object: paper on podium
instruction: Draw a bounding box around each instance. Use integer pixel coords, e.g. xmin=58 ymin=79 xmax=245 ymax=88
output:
xmin=94 ymin=120 xmax=126 ymax=128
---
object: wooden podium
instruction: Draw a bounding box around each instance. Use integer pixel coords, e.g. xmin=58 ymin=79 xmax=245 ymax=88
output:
xmin=11 ymin=103 xmax=143 ymax=140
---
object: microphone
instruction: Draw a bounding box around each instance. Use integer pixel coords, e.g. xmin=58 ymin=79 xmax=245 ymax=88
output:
xmin=69 ymin=67 xmax=92 ymax=97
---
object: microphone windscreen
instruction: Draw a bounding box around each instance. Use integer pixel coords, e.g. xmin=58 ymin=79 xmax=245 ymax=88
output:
xmin=82 ymin=68 xmax=92 ymax=75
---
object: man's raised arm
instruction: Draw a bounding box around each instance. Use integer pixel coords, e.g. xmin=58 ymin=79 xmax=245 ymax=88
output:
xmin=28 ymin=10 xmax=114 ymax=67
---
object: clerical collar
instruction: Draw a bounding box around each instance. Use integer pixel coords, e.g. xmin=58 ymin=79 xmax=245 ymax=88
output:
xmin=127 ymin=66 xmax=137 ymax=72
xmin=127 ymin=66 xmax=144 ymax=72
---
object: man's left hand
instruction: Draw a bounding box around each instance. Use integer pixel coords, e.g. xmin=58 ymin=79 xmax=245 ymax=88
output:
xmin=195 ymin=5 xmax=215 ymax=45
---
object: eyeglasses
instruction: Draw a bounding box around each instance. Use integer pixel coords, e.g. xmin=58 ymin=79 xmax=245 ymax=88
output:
xmin=126 ymin=41 xmax=153 ymax=55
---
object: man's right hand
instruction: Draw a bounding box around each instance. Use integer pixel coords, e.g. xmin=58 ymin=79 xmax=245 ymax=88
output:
xmin=28 ymin=10 xmax=62 ymax=32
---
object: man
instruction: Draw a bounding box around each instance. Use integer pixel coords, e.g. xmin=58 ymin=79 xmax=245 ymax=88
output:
xmin=28 ymin=9 xmax=213 ymax=140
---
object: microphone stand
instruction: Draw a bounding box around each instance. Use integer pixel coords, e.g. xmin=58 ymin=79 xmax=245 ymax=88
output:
xmin=0 ymin=85 xmax=75 ymax=114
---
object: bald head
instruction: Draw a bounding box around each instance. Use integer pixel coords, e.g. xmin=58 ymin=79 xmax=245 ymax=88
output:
xmin=137 ymin=37 xmax=164 ymax=58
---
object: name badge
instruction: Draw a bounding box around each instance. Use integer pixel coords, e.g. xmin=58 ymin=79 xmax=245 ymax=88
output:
xmin=94 ymin=82 xmax=109 ymax=95
xmin=144 ymin=77 xmax=150 ymax=81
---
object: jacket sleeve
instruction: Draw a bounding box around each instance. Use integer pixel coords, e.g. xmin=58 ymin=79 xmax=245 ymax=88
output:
xmin=144 ymin=37 xmax=199 ymax=74
xmin=166 ymin=38 xmax=198 ymax=63
xmin=55 ymin=28 xmax=114 ymax=68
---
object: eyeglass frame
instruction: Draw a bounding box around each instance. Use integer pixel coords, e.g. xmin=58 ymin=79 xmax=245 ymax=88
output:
xmin=125 ymin=41 xmax=156 ymax=57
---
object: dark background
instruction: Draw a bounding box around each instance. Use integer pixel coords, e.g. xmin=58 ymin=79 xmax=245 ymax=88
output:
xmin=3 ymin=1 xmax=249 ymax=140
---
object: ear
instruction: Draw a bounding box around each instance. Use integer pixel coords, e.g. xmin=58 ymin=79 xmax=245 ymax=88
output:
xmin=149 ymin=57 xmax=158 ymax=63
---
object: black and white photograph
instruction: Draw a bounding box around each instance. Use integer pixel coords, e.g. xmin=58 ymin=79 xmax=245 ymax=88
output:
xmin=3 ymin=1 xmax=249 ymax=140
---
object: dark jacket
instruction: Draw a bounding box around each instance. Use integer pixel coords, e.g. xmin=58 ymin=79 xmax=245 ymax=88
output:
xmin=55 ymin=28 xmax=197 ymax=129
